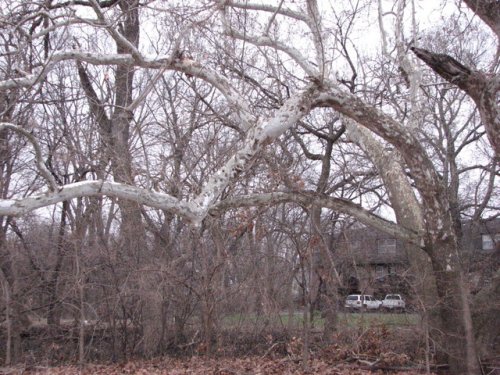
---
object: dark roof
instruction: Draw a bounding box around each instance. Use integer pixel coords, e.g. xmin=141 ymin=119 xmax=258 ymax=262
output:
xmin=462 ymin=218 xmax=500 ymax=235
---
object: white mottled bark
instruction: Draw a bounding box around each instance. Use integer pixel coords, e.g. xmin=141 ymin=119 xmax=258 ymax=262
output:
xmin=346 ymin=121 xmax=438 ymax=356
xmin=314 ymin=87 xmax=446 ymax=234
xmin=0 ymin=85 xmax=317 ymax=225
xmin=0 ymin=180 xmax=199 ymax=220
xmin=0 ymin=51 xmax=255 ymax=130
xmin=192 ymin=86 xmax=318 ymax=216
xmin=345 ymin=122 xmax=423 ymax=231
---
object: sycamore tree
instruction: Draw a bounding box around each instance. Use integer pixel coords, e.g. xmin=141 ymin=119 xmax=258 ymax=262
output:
xmin=0 ymin=0 xmax=498 ymax=373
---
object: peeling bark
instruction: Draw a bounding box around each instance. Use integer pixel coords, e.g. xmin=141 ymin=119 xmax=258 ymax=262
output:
xmin=193 ymin=85 xmax=319 ymax=216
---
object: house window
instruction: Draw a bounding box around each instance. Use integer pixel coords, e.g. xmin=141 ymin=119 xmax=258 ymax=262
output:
xmin=375 ymin=265 xmax=387 ymax=279
xmin=351 ymin=239 xmax=361 ymax=250
xmin=482 ymin=234 xmax=500 ymax=250
xmin=378 ymin=239 xmax=396 ymax=255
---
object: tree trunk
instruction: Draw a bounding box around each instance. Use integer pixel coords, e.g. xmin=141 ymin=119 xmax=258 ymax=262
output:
xmin=141 ymin=287 xmax=163 ymax=358
xmin=47 ymin=200 xmax=69 ymax=329
xmin=348 ymin=121 xmax=441 ymax=344
xmin=321 ymin=290 xmax=338 ymax=342
xmin=0 ymin=245 xmax=30 ymax=364
xmin=473 ymin=268 xmax=500 ymax=359
xmin=429 ymin=238 xmax=481 ymax=375
xmin=78 ymin=0 xmax=159 ymax=356
xmin=0 ymin=272 xmax=11 ymax=365
xmin=336 ymin=102 xmax=481 ymax=374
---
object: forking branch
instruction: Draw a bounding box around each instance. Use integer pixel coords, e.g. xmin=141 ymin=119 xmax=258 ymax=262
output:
xmin=0 ymin=123 xmax=58 ymax=192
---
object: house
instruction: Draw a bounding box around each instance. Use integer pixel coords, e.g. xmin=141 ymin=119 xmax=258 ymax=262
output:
xmin=461 ymin=218 xmax=500 ymax=254
xmin=460 ymin=219 xmax=500 ymax=292
xmin=336 ymin=218 xmax=500 ymax=296
xmin=335 ymin=226 xmax=411 ymax=296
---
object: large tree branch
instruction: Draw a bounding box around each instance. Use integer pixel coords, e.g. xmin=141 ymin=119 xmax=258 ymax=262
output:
xmin=192 ymin=84 xmax=319 ymax=215
xmin=346 ymin=121 xmax=423 ymax=230
xmin=211 ymin=191 xmax=421 ymax=246
xmin=49 ymin=0 xmax=120 ymax=9
xmin=0 ymin=180 xmax=199 ymax=221
xmin=224 ymin=0 xmax=328 ymax=79
xmin=314 ymin=87 xmax=442 ymax=196
xmin=0 ymin=52 xmax=134 ymax=91
xmin=314 ymin=85 xmax=456 ymax=244
xmin=0 ymin=50 xmax=255 ymax=130
xmin=222 ymin=27 xmax=318 ymax=78
xmin=0 ymin=155 xmax=422 ymax=247
xmin=0 ymin=84 xmax=318 ymax=224
xmin=225 ymin=1 xmax=308 ymax=23
xmin=411 ymin=47 xmax=500 ymax=158
xmin=305 ymin=0 xmax=326 ymax=76
xmin=410 ymin=47 xmax=473 ymax=87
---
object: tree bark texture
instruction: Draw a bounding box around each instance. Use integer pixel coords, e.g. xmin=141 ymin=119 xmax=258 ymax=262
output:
xmin=429 ymin=237 xmax=480 ymax=375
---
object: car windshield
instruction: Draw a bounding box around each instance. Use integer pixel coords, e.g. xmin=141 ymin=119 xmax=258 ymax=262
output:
xmin=347 ymin=295 xmax=359 ymax=301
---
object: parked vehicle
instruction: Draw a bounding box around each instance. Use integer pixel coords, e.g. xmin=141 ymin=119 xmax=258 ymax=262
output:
xmin=381 ymin=294 xmax=406 ymax=312
xmin=344 ymin=294 xmax=382 ymax=311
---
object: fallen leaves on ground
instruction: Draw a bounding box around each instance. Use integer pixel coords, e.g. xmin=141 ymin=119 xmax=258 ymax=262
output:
xmin=0 ymin=356 xmax=435 ymax=375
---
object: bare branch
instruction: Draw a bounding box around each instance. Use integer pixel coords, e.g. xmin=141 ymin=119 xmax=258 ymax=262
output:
xmin=263 ymin=0 xmax=284 ymax=36
xmin=462 ymin=0 xmax=500 ymax=39
xmin=225 ymin=1 xmax=308 ymax=23
xmin=221 ymin=15 xmax=318 ymax=77
xmin=305 ymin=0 xmax=325 ymax=76
xmin=0 ymin=50 xmax=255 ymax=130
xmin=211 ymin=191 xmax=421 ymax=246
xmin=76 ymin=61 xmax=112 ymax=134
xmin=411 ymin=46 xmax=500 ymax=157
xmin=87 ymin=0 xmax=143 ymax=61
xmin=0 ymin=123 xmax=58 ymax=191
